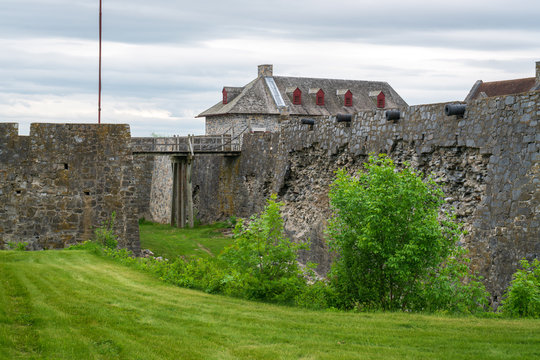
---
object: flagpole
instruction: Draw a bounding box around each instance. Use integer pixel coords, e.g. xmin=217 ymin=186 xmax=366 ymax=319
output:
xmin=98 ymin=0 xmax=102 ymax=124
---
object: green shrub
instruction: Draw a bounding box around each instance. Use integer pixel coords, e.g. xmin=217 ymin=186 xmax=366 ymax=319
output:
xmin=500 ymin=259 xmax=540 ymax=318
xmin=92 ymin=240 xmax=227 ymax=295
xmin=219 ymin=195 xmax=310 ymax=304
xmin=66 ymin=240 xmax=103 ymax=253
xmin=4 ymin=241 xmax=28 ymax=251
xmin=327 ymin=154 xmax=489 ymax=313
xmin=94 ymin=212 xmax=118 ymax=249
xmin=138 ymin=217 xmax=153 ymax=225
xmin=295 ymin=281 xmax=337 ymax=310
xmin=226 ymin=216 xmax=238 ymax=229
xmin=167 ymin=257 xmax=226 ymax=294
xmin=414 ymin=246 xmax=489 ymax=314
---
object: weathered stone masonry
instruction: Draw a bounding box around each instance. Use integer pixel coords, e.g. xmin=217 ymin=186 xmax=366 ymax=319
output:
xmin=4 ymin=91 xmax=535 ymax=305
xmin=134 ymin=134 xmax=280 ymax=226
xmin=271 ymin=91 xmax=539 ymax=303
xmin=143 ymin=90 xmax=538 ymax=303
xmin=0 ymin=123 xmax=140 ymax=252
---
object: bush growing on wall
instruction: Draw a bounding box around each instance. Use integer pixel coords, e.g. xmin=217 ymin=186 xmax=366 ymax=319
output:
xmin=500 ymin=258 xmax=540 ymax=318
xmin=94 ymin=212 xmax=118 ymax=249
xmin=219 ymin=194 xmax=309 ymax=304
xmin=414 ymin=245 xmax=489 ymax=314
xmin=327 ymin=154 xmax=489 ymax=312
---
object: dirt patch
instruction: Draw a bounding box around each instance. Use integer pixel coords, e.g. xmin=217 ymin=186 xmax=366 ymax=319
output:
xmin=196 ymin=243 xmax=214 ymax=256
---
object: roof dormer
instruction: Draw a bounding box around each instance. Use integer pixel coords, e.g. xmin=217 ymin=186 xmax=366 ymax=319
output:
xmin=316 ymin=89 xmax=325 ymax=106
xmin=337 ymin=89 xmax=353 ymax=107
xmin=285 ymin=87 xmax=302 ymax=105
xmin=293 ymin=88 xmax=302 ymax=105
xmin=369 ymin=90 xmax=385 ymax=109
xmin=309 ymin=88 xmax=325 ymax=106
xmin=222 ymin=86 xmax=243 ymax=105
xmin=377 ymin=92 xmax=385 ymax=108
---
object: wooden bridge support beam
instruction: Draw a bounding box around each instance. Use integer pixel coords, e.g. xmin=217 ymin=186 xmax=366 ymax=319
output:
xmin=170 ymin=155 xmax=194 ymax=228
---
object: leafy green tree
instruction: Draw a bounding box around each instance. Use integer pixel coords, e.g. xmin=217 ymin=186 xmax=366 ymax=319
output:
xmin=500 ymin=258 xmax=540 ymax=318
xmin=219 ymin=194 xmax=309 ymax=303
xmin=327 ymin=154 xmax=487 ymax=312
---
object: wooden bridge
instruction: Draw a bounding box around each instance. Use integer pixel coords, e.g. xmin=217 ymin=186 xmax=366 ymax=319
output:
xmin=131 ymin=135 xmax=241 ymax=228
xmin=131 ymin=135 xmax=241 ymax=155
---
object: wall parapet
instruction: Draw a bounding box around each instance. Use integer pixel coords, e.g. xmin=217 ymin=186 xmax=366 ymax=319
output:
xmin=0 ymin=123 xmax=140 ymax=252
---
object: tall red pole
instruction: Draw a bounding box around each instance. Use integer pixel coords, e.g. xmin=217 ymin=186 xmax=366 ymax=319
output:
xmin=98 ymin=0 xmax=102 ymax=124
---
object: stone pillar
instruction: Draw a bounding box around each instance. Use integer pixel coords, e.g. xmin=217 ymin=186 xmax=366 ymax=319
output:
xmin=536 ymin=61 xmax=540 ymax=84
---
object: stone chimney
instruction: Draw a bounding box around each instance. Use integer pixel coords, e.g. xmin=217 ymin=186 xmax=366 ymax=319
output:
xmin=536 ymin=61 xmax=540 ymax=84
xmin=258 ymin=64 xmax=273 ymax=77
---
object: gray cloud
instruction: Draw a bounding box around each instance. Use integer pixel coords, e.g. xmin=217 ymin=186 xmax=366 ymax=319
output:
xmin=3 ymin=0 xmax=539 ymax=49
xmin=1 ymin=0 xmax=539 ymax=136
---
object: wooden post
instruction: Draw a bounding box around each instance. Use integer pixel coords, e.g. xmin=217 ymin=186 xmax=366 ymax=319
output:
xmin=170 ymin=156 xmax=186 ymax=228
xmin=186 ymin=154 xmax=194 ymax=228
xmin=170 ymin=159 xmax=178 ymax=227
xmin=170 ymin=135 xmax=196 ymax=228
xmin=179 ymin=158 xmax=185 ymax=228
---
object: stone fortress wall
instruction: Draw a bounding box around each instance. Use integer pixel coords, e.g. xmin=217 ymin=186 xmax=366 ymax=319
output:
xmin=272 ymin=91 xmax=539 ymax=304
xmin=0 ymin=123 xmax=140 ymax=252
xmin=141 ymin=90 xmax=539 ymax=304
xmin=0 ymin=89 xmax=536 ymax=305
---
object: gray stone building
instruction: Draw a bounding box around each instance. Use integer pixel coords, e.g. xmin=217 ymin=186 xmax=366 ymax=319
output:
xmin=198 ymin=64 xmax=407 ymax=146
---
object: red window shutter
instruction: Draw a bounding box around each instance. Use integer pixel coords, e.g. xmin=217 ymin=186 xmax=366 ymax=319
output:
xmin=345 ymin=90 xmax=352 ymax=107
xmin=316 ymin=89 xmax=325 ymax=106
xmin=293 ymin=88 xmax=302 ymax=105
xmin=377 ymin=92 xmax=385 ymax=108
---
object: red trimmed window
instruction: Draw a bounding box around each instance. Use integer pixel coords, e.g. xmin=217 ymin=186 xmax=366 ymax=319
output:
xmin=344 ymin=90 xmax=353 ymax=107
xmin=222 ymin=88 xmax=228 ymax=104
xmin=377 ymin=92 xmax=385 ymax=108
xmin=293 ymin=88 xmax=302 ymax=105
xmin=316 ymin=89 xmax=325 ymax=106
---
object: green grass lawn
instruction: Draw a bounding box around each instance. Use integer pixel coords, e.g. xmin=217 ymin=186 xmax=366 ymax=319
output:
xmin=139 ymin=221 xmax=233 ymax=259
xmin=1 ymin=250 xmax=539 ymax=360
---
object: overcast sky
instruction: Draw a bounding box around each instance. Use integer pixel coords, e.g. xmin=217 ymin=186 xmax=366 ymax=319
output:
xmin=1 ymin=0 xmax=539 ymax=136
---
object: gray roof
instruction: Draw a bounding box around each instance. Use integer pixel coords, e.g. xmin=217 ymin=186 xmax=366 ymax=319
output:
xmin=197 ymin=73 xmax=408 ymax=117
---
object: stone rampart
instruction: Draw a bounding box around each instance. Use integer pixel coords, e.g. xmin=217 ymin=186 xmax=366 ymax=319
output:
xmin=138 ymin=90 xmax=539 ymax=303
xmin=0 ymin=123 xmax=140 ymax=252
xmin=270 ymin=91 xmax=538 ymax=303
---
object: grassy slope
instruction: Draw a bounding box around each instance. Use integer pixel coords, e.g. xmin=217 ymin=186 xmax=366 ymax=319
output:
xmin=139 ymin=222 xmax=232 ymax=259
xmin=1 ymin=251 xmax=539 ymax=360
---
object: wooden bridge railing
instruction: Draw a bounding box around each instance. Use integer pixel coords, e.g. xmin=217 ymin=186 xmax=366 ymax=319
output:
xmin=131 ymin=135 xmax=241 ymax=154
